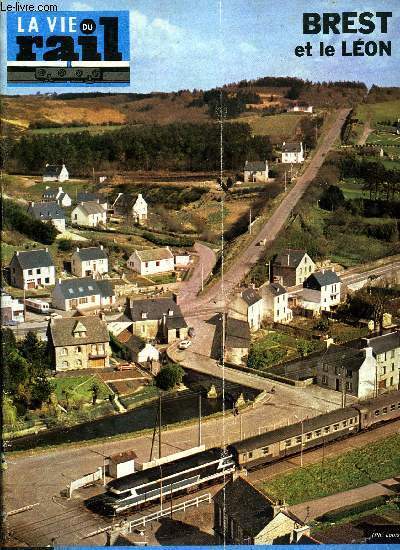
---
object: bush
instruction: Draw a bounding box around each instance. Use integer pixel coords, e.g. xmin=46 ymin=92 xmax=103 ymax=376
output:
xmin=317 ymin=495 xmax=388 ymax=522
xmin=3 ymin=199 xmax=58 ymax=244
xmin=155 ymin=364 xmax=185 ymax=390
xmin=58 ymin=239 xmax=74 ymax=251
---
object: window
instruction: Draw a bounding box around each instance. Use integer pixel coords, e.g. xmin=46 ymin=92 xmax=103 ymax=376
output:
xmin=156 ymin=261 xmax=160 ymax=267
xmin=315 ymin=430 xmax=321 ymax=437
xmin=61 ymin=347 xmax=68 ymax=356
xmin=76 ymin=359 xmax=82 ymax=368
xmin=346 ymin=381 xmax=352 ymax=391
xmin=285 ymin=439 xmax=291 ymax=447
xmin=382 ymin=407 xmax=388 ymax=414
xmin=306 ymin=432 xmax=312 ymax=440
xmin=75 ymin=346 xmax=82 ymax=353
xmin=392 ymin=363 xmax=395 ymax=371
xmin=248 ymin=452 xmax=253 ymax=458
xmin=390 ymin=377 xmax=394 ymax=386
xmin=333 ymin=424 xmax=339 ymax=431
xmin=391 ymin=350 xmax=395 ymax=358
xmin=382 ymin=366 xmax=387 ymax=375
xmin=391 ymin=404 xmax=396 ymax=411
xmin=36 ymin=268 xmax=41 ymax=274
xmin=145 ymin=262 xmax=149 ymax=268
xmin=342 ymin=421 xmax=347 ymax=427
xmin=262 ymin=446 xmax=269 ymax=454
xmin=45 ymin=277 xmax=49 ymax=283
xmin=28 ymin=269 xmax=33 ymax=275
xmin=346 ymin=369 xmax=352 ymax=378
xmin=296 ymin=436 xmax=302 ymax=444
xmin=322 ymin=375 xmax=328 ymax=385
xmin=324 ymin=426 xmax=330 ymax=434
xmin=374 ymin=410 xmax=380 ymax=416
xmin=349 ymin=418 xmax=353 ymax=424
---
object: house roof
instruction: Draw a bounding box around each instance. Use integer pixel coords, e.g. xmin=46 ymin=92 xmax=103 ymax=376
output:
xmin=134 ymin=248 xmax=174 ymax=262
xmin=49 ymin=315 xmax=109 ymax=347
xmin=244 ymin=160 xmax=267 ymax=172
xmin=241 ymin=288 xmax=262 ymax=306
xmin=213 ymin=477 xmax=276 ymax=537
xmin=113 ymin=193 xmax=145 ymax=213
xmin=74 ymin=247 xmax=108 ymax=262
xmin=109 ymin=450 xmax=137 ymax=464
xmin=126 ymin=297 xmax=185 ymax=323
xmin=304 ymin=270 xmax=341 ymax=288
xmin=27 ymin=201 xmax=65 ymax=220
xmin=76 ymin=201 xmax=105 ymax=215
xmin=262 ymin=282 xmax=287 ymax=297
xmin=55 ymin=277 xmax=114 ymax=299
xmin=165 ymin=316 xmax=188 ymax=329
xmin=11 ymin=248 xmax=54 ymax=270
xmin=274 ymin=249 xmax=308 ymax=268
xmin=42 ymin=187 xmax=60 ymax=199
xmin=117 ymin=331 xmax=147 ymax=353
xmin=43 ymin=164 xmax=64 ymax=177
xmin=362 ymin=331 xmax=400 ymax=356
xmin=282 ymin=142 xmax=302 ymax=153
xmin=77 ymin=191 xmax=103 ymax=203
xmin=225 ymin=315 xmax=251 ymax=349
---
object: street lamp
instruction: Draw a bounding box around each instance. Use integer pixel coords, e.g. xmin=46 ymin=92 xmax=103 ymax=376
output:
xmin=294 ymin=414 xmax=304 ymax=467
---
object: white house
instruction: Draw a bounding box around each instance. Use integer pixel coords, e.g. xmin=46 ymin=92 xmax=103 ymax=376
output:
xmin=132 ymin=194 xmax=148 ymax=224
xmin=77 ymin=192 xmax=108 ymax=211
xmin=27 ymin=201 xmax=66 ymax=232
xmin=281 ymin=142 xmax=304 ymax=164
xmin=174 ymin=252 xmax=191 ymax=268
xmin=261 ymin=282 xmax=292 ymax=324
xmin=52 ymin=276 xmax=115 ymax=312
xmin=43 ymin=163 xmax=69 ymax=183
xmin=229 ymin=287 xmax=263 ymax=332
xmin=1 ymin=290 xmax=24 ymax=324
xmin=42 ymin=186 xmax=72 ymax=207
xmin=71 ymin=201 xmax=107 ymax=227
xmin=9 ymin=249 xmax=56 ymax=290
xmin=127 ymin=247 xmax=175 ymax=276
xmin=303 ymin=269 xmax=341 ymax=312
xmin=287 ymin=104 xmax=313 ymax=113
xmin=244 ymin=160 xmax=269 ymax=183
xmin=71 ymin=246 xmax=108 ymax=277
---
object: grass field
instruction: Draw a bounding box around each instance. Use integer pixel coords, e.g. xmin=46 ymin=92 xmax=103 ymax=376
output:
xmin=261 ymin=434 xmax=400 ymax=505
xmin=356 ymin=100 xmax=400 ymax=126
xmin=339 ymin=178 xmax=369 ymax=199
xmin=237 ymin=112 xmax=305 ymax=140
xmin=28 ymin=124 xmax=126 ymax=136
xmin=53 ymin=375 xmax=111 ymax=405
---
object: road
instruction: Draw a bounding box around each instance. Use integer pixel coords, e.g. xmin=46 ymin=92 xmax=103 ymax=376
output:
xmin=179 ymin=243 xmax=216 ymax=307
xmin=184 ymin=108 xmax=351 ymax=309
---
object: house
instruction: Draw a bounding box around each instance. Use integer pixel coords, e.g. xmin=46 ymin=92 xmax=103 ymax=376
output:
xmin=27 ymin=201 xmax=66 ymax=232
xmin=213 ymin=476 xmax=309 ymax=545
xmin=244 ymin=160 xmax=269 ymax=183
xmin=287 ymin=104 xmax=313 ymax=113
xmin=71 ymin=201 xmax=107 ymax=227
xmin=42 ymin=186 xmax=72 ymax=207
xmin=261 ymin=282 xmax=292 ymax=324
xmin=127 ymin=247 xmax=175 ymax=276
xmin=112 ymin=193 xmax=148 ymax=223
xmin=122 ymin=295 xmax=188 ymax=343
xmin=116 ymin=330 xmax=160 ymax=367
xmin=77 ymin=192 xmax=108 ymax=210
xmin=272 ymin=249 xmax=315 ymax=287
xmin=174 ymin=252 xmax=191 ymax=268
xmin=303 ymin=269 xmax=341 ymax=311
xmin=281 ymin=142 xmax=304 ymax=164
xmin=224 ymin=315 xmax=251 ymax=366
xmin=43 ymin=163 xmax=69 ymax=183
xmin=1 ymin=290 xmax=24 ymax=324
xmin=9 ymin=248 xmax=56 ymax=290
xmin=229 ymin=288 xmax=263 ymax=332
xmin=71 ymin=246 xmax=108 ymax=277
xmin=48 ymin=315 xmax=110 ymax=371
xmin=52 ymin=277 xmax=115 ymax=312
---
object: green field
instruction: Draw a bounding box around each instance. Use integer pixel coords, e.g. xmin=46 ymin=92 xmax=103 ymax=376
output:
xmin=238 ymin=112 xmax=305 ymax=139
xmin=339 ymin=178 xmax=369 ymax=200
xmin=53 ymin=375 xmax=111 ymax=405
xmin=356 ymin=100 xmax=400 ymax=125
xmin=28 ymin=124 xmax=125 ymax=136
xmin=261 ymin=435 xmax=400 ymax=505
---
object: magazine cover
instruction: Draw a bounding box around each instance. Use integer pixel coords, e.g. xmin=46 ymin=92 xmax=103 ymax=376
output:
xmin=1 ymin=0 xmax=399 ymax=548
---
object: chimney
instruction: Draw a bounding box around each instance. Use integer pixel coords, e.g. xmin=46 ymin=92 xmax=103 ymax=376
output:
xmin=30 ymin=201 xmax=35 ymax=207
xmin=45 ymin=185 xmax=50 ymax=190
xmin=58 ymin=278 xmax=62 ymax=284
xmin=321 ymin=268 xmax=325 ymax=274
xmin=58 ymin=186 xmax=62 ymax=192
xmin=287 ymin=253 xmax=290 ymax=266
xmin=45 ymin=247 xmax=48 ymax=252
xmin=76 ymin=247 xmax=79 ymax=253
xmin=172 ymin=292 xmax=179 ymax=304
xmin=168 ymin=309 xmax=174 ymax=317
xmin=162 ymin=312 xmax=167 ymax=326
xmin=99 ymin=311 xmax=105 ymax=321
xmin=364 ymin=346 xmax=373 ymax=359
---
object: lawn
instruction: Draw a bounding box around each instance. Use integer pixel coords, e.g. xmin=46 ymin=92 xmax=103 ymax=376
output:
xmin=237 ymin=112 xmax=305 ymax=140
xmin=52 ymin=375 xmax=112 ymax=405
xmin=339 ymin=178 xmax=369 ymax=200
xmin=261 ymin=435 xmax=400 ymax=505
xmin=356 ymin=100 xmax=400 ymax=126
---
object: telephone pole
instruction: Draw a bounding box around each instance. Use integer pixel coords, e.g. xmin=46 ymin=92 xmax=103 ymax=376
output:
xmin=198 ymin=392 xmax=202 ymax=446
xmin=249 ymin=208 xmax=252 ymax=234
xmin=158 ymin=393 xmax=162 ymax=459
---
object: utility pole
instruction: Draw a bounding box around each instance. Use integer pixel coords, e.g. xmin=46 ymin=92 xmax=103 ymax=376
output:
xmin=284 ymin=171 xmax=287 ymax=192
xmin=23 ymin=288 xmax=26 ymax=322
xmin=267 ymin=260 xmax=271 ymax=282
xmin=240 ymin=414 xmax=243 ymax=441
xmin=198 ymin=392 xmax=202 ymax=446
xmin=300 ymin=419 xmax=304 ymax=467
xmin=340 ymin=365 xmax=347 ymax=408
xmin=201 ymin=263 xmax=204 ymax=292
xmin=249 ymin=208 xmax=252 ymax=234
xmin=158 ymin=393 xmax=162 ymax=459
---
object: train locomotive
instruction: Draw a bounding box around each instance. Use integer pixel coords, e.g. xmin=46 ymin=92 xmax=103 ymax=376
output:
xmin=86 ymin=390 xmax=400 ymax=516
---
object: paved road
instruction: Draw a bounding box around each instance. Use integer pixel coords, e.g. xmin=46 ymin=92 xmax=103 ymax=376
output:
xmin=185 ymin=109 xmax=351 ymax=308
xmin=179 ymin=243 xmax=216 ymax=308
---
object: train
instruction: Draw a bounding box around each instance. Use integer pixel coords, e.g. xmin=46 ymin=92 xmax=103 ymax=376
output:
xmin=86 ymin=390 xmax=400 ymax=516
xmin=24 ymin=298 xmax=50 ymax=314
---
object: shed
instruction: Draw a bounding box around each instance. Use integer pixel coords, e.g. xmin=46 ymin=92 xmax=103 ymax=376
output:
xmin=108 ymin=450 xmax=137 ymax=478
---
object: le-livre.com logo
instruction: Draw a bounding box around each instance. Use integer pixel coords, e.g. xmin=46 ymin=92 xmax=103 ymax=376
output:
xmin=7 ymin=11 xmax=130 ymax=86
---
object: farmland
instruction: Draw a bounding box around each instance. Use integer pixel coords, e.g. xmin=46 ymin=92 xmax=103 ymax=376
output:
xmin=356 ymin=99 xmax=400 ymax=126
xmin=237 ymin=112 xmax=306 ymax=141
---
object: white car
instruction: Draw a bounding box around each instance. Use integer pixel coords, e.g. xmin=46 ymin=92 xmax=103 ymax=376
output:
xmin=178 ymin=340 xmax=192 ymax=350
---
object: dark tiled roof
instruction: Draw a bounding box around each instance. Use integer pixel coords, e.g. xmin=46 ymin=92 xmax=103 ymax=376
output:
xmin=11 ymin=248 xmax=54 ymax=270
xmin=244 ymin=160 xmax=267 ymax=172
xmin=56 ymin=277 xmax=114 ymax=299
xmin=127 ymin=297 xmax=184 ymax=322
xmin=49 ymin=316 xmax=109 ymax=347
xmin=262 ymin=282 xmax=287 ymax=297
xmin=117 ymin=331 xmax=146 ymax=353
xmin=274 ymin=249 xmax=307 ymax=269
xmin=214 ymin=477 xmax=275 ymax=537
xmin=42 ymin=188 xmax=59 ymax=199
xmin=74 ymin=247 xmax=108 ymax=262
xmin=43 ymin=164 xmax=63 ymax=177
xmin=241 ymin=288 xmax=262 ymax=306
xmin=77 ymin=191 xmax=103 ymax=203
xmin=304 ymin=270 xmax=341 ymax=289
xmin=27 ymin=201 xmax=65 ymax=220
xmin=165 ymin=316 xmax=188 ymax=329
xmin=364 ymin=331 xmax=400 ymax=356
xmin=282 ymin=142 xmax=302 ymax=153
xmin=225 ymin=315 xmax=250 ymax=349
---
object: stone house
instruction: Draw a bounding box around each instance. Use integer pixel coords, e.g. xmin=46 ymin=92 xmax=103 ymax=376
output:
xmin=122 ymin=295 xmax=188 ymax=343
xmin=71 ymin=201 xmax=107 ymax=227
xmin=27 ymin=201 xmax=66 ymax=232
xmin=272 ymin=249 xmax=315 ymax=287
xmin=229 ymin=288 xmax=263 ymax=332
xmin=43 ymin=163 xmax=69 ymax=183
xmin=71 ymin=246 xmax=108 ymax=277
xmin=281 ymin=142 xmax=304 ymax=164
xmin=42 ymin=186 xmax=72 ymax=207
xmin=9 ymin=248 xmax=56 ymax=290
xmin=52 ymin=277 xmax=115 ymax=312
xmin=116 ymin=330 xmax=160 ymax=367
xmin=224 ymin=315 xmax=251 ymax=366
xmin=127 ymin=247 xmax=175 ymax=276
xmin=260 ymin=282 xmax=292 ymax=324
xmin=303 ymin=269 xmax=341 ymax=311
xmin=48 ymin=315 xmax=110 ymax=371
xmin=244 ymin=160 xmax=269 ymax=183
xmin=214 ymin=476 xmax=309 ymax=545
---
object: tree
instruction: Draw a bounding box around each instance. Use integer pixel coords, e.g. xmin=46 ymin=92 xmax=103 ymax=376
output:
xmin=296 ymin=339 xmax=316 ymax=358
xmin=91 ymin=383 xmax=99 ymax=405
xmin=155 ymin=364 xmax=185 ymax=391
xmin=319 ymin=185 xmax=346 ymax=211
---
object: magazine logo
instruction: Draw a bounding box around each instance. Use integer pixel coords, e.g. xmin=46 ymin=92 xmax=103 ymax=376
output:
xmin=7 ymin=11 xmax=130 ymax=86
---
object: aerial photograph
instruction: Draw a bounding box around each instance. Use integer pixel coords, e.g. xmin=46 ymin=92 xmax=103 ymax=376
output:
xmin=1 ymin=0 xmax=400 ymax=547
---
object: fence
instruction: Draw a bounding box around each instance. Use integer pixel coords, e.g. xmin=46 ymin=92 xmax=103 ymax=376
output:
xmin=68 ymin=467 xmax=103 ymax=498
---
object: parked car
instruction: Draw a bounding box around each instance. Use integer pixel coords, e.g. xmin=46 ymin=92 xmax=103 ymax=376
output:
xmin=178 ymin=340 xmax=192 ymax=350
